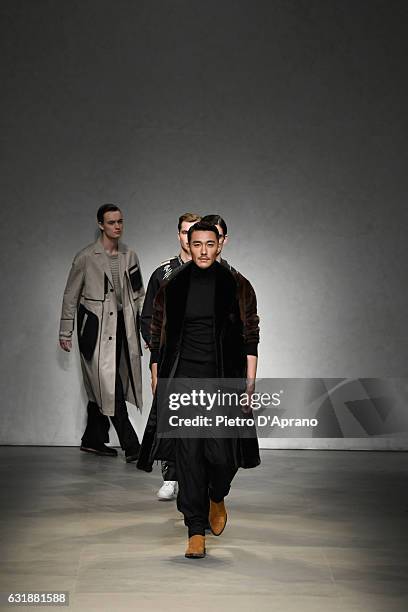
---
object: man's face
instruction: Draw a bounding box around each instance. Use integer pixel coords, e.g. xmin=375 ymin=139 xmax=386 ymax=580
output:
xmin=189 ymin=230 xmax=219 ymax=269
xmin=178 ymin=221 xmax=198 ymax=256
xmin=99 ymin=210 xmax=123 ymax=239
xmin=215 ymin=223 xmax=228 ymax=256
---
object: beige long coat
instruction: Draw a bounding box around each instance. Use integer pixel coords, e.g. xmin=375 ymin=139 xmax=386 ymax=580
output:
xmin=59 ymin=238 xmax=144 ymax=416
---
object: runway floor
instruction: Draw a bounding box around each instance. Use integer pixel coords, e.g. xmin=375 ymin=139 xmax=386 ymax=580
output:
xmin=0 ymin=447 xmax=407 ymax=611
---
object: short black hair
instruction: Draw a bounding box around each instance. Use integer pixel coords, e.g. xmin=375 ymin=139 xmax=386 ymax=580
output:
xmin=201 ymin=214 xmax=227 ymax=237
xmin=187 ymin=221 xmax=220 ymax=243
xmin=97 ymin=203 xmax=121 ymax=225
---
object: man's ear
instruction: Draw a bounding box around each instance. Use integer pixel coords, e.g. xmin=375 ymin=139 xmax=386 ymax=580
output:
xmin=98 ymin=223 xmax=104 ymax=233
xmin=223 ymin=235 xmax=229 ymax=246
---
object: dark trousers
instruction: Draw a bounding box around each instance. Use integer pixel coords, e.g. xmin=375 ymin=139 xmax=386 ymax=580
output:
xmin=175 ymin=437 xmax=237 ymax=537
xmin=81 ymin=311 xmax=140 ymax=454
xmin=161 ymin=460 xmax=177 ymax=481
xmin=160 ymin=358 xmax=206 ymax=482
xmin=174 ymin=358 xmax=238 ymax=536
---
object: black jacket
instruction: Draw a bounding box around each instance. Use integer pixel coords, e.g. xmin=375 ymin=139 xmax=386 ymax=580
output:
xmin=140 ymin=255 xmax=237 ymax=347
xmin=140 ymin=255 xmax=182 ymax=345
xmin=137 ymin=261 xmax=261 ymax=472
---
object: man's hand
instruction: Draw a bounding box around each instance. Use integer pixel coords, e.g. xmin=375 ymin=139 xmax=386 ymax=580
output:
xmin=151 ymin=363 xmax=158 ymax=395
xmin=59 ymin=338 xmax=72 ymax=352
xmin=246 ymin=378 xmax=256 ymax=398
xmin=241 ymin=378 xmax=255 ymax=414
xmin=241 ymin=355 xmax=257 ymax=413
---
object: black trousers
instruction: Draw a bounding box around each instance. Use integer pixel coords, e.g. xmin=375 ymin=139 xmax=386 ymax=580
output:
xmin=175 ymin=437 xmax=237 ymax=537
xmin=161 ymin=460 xmax=177 ymax=481
xmin=174 ymin=357 xmax=237 ymax=537
xmin=81 ymin=311 xmax=140 ymax=454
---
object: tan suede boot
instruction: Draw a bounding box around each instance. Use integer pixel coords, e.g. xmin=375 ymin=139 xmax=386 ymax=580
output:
xmin=209 ymin=499 xmax=227 ymax=536
xmin=185 ymin=535 xmax=206 ymax=558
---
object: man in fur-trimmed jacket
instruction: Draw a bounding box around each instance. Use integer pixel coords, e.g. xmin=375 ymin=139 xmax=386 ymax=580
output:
xmin=137 ymin=221 xmax=260 ymax=558
xmin=140 ymin=213 xmax=238 ymax=500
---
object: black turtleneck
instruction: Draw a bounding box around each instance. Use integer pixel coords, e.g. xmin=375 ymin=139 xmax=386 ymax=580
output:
xmin=179 ymin=262 xmax=217 ymax=368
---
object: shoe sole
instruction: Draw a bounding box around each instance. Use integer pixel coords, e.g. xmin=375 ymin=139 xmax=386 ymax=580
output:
xmin=185 ymin=549 xmax=206 ymax=559
xmin=80 ymin=447 xmax=117 ymax=457
xmin=209 ymin=513 xmax=227 ymax=536
xmin=157 ymin=496 xmax=177 ymax=501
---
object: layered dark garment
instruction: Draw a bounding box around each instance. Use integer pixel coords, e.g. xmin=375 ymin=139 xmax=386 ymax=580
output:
xmin=137 ymin=260 xmax=261 ymax=472
xmin=140 ymin=255 xmax=238 ymax=482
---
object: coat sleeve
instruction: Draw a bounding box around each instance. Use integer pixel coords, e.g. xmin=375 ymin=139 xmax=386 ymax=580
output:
xmin=59 ymin=253 xmax=86 ymax=339
xmin=128 ymin=252 xmax=144 ymax=298
xmin=237 ymin=273 xmax=260 ymax=356
xmin=140 ymin=269 xmax=160 ymax=346
xmin=150 ymin=285 xmax=165 ymax=365
xmin=127 ymin=253 xmax=145 ymax=352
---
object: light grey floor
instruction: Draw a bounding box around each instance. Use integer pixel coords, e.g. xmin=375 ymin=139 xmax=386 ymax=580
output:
xmin=0 ymin=447 xmax=407 ymax=611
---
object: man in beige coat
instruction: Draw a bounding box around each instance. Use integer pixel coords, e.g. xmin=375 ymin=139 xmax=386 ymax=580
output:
xmin=59 ymin=204 xmax=144 ymax=461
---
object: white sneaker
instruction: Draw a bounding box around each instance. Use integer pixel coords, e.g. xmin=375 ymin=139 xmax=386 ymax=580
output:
xmin=157 ymin=481 xmax=178 ymax=501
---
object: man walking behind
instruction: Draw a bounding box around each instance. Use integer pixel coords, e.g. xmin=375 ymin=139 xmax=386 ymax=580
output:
xmin=59 ymin=204 xmax=144 ymax=462
xmin=140 ymin=212 xmax=201 ymax=499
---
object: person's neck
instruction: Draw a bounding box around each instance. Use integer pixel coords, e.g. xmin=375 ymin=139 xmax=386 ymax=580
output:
xmin=102 ymin=234 xmax=119 ymax=255
xmin=179 ymin=250 xmax=191 ymax=263
xmin=192 ymin=261 xmax=216 ymax=272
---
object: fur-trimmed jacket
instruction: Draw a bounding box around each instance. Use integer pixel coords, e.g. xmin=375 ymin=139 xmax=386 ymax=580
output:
xmin=137 ymin=260 xmax=261 ymax=472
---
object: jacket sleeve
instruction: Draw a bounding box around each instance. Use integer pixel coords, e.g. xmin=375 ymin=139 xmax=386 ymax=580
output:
xmin=128 ymin=251 xmax=144 ymax=295
xmin=150 ymin=285 xmax=165 ymax=365
xmin=130 ymin=252 xmax=145 ymax=316
xmin=140 ymin=269 xmax=160 ymax=346
xmin=237 ymin=273 xmax=260 ymax=356
xmin=59 ymin=253 xmax=86 ymax=339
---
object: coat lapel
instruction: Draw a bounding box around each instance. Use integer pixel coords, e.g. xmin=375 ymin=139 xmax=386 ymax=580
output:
xmin=118 ymin=242 xmax=129 ymax=289
xmin=214 ymin=261 xmax=237 ymax=332
xmin=165 ymin=261 xmax=192 ymax=344
xmin=93 ymin=238 xmax=114 ymax=288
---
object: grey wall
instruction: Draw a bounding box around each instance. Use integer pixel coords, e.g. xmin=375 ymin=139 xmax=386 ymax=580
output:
xmin=1 ymin=0 xmax=407 ymax=447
